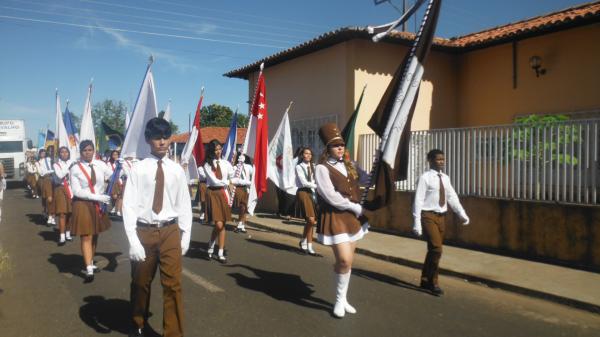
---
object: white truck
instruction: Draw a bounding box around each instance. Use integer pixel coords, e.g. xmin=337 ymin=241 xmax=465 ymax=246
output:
xmin=0 ymin=120 xmax=32 ymax=182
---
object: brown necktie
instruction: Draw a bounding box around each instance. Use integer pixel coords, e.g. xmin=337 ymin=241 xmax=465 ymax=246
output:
xmin=307 ymin=165 xmax=313 ymax=182
xmin=215 ymin=160 xmax=223 ymax=180
xmin=438 ymin=173 xmax=445 ymax=207
xmin=152 ymin=160 xmax=164 ymax=214
xmin=90 ymin=163 xmax=96 ymax=186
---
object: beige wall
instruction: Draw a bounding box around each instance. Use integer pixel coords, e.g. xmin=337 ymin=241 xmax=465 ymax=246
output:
xmin=458 ymin=24 xmax=600 ymax=126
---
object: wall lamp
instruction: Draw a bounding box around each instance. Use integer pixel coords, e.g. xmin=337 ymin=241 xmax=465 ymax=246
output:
xmin=529 ymin=55 xmax=546 ymax=77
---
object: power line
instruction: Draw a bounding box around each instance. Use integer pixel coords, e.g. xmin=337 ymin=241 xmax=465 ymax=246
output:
xmin=0 ymin=14 xmax=288 ymax=49
xmin=0 ymin=5 xmax=301 ymax=45
xmin=144 ymin=0 xmax=329 ymax=30
xmin=78 ymin=0 xmax=321 ymax=35
xmin=8 ymin=0 xmax=309 ymax=40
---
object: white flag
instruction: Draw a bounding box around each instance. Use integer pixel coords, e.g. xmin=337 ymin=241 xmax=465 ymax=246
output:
xmin=163 ymin=99 xmax=172 ymax=122
xmin=267 ymin=107 xmax=296 ymax=195
xmin=121 ymin=63 xmax=158 ymax=159
xmin=55 ymin=90 xmax=70 ymax=153
xmin=180 ymin=128 xmax=199 ymax=182
xmin=79 ymin=83 xmax=96 ymax=148
xmin=125 ymin=109 xmax=131 ymax=131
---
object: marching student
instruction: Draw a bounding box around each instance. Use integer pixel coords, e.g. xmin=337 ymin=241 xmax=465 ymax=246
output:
xmin=231 ymin=151 xmax=253 ymax=233
xmin=25 ymin=155 xmax=40 ymax=198
xmin=413 ymin=149 xmax=469 ymax=296
xmin=107 ymin=150 xmax=124 ymax=216
xmin=53 ymin=146 xmax=74 ymax=246
xmin=37 ymin=148 xmax=56 ymax=225
xmin=314 ymin=123 xmax=370 ymax=319
xmin=197 ymin=166 xmax=208 ymax=223
xmin=69 ymin=140 xmax=112 ymax=283
xmin=203 ymin=139 xmax=234 ymax=263
xmin=122 ymin=117 xmax=192 ymax=337
xmin=295 ymin=146 xmax=318 ymax=255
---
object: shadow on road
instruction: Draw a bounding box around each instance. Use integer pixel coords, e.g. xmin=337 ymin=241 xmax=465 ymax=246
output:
xmin=26 ymin=213 xmax=46 ymax=226
xmin=226 ymin=264 xmax=331 ymax=313
xmin=186 ymin=240 xmax=211 ymax=260
xmin=48 ymin=253 xmax=85 ymax=279
xmin=246 ymin=238 xmax=308 ymax=255
xmin=95 ymin=252 xmax=123 ymax=272
xmin=79 ymin=295 xmax=161 ymax=336
xmin=38 ymin=230 xmax=57 ymax=242
xmin=351 ymin=268 xmax=429 ymax=294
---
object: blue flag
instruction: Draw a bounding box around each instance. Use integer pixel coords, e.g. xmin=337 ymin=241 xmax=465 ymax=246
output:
xmin=46 ymin=129 xmax=55 ymax=141
xmin=63 ymin=106 xmax=79 ymax=148
xmin=222 ymin=111 xmax=238 ymax=163
xmin=38 ymin=129 xmax=46 ymax=148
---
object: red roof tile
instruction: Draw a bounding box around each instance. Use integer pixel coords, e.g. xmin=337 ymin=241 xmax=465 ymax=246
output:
xmin=224 ymin=1 xmax=600 ymax=79
xmin=170 ymin=127 xmax=247 ymax=144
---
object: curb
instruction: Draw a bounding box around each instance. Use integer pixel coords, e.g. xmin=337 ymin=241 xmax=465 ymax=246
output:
xmin=247 ymin=220 xmax=600 ymax=314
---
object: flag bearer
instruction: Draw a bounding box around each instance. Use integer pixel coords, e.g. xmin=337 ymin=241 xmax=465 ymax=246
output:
xmin=53 ymin=146 xmax=74 ymax=246
xmin=295 ymin=146 xmax=318 ymax=255
xmin=315 ymin=123 xmax=370 ymax=318
xmin=122 ymin=117 xmax=192 ymax=337
xmin=413 ymin=149 xmax=469 ymax=296
xmin=232 ymin=151 xmax=253 ymax=233
xmin=203 ymin=139 xmax=234 ymax=263
xmin=70 ymin=140 xmax=112 ymax=283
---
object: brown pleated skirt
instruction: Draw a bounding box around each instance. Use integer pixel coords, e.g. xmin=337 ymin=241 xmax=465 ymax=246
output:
xmin=53 ymin=185 xmax=72 ymax=215
xmin=40 ymin=175 xmax=53 ymax=199
xmin=206 ymin=187 xmax=231 ymax=223
xmin=26 ymin=174 xmax=38 ymax=190
xmin=233 ymin=186 xmax=249 ymax=209
xmin=296 ymin=188 xmax=317 ymax=220
xmin=111 ymin=181 xmax=123 ymax=199
xmin=199 ymin=181 xmax=207 ymax=203
xmin=71 ymin=199 xmax=111 ymax=236
xmin=317 ymin=204 xmax=367 ymax=246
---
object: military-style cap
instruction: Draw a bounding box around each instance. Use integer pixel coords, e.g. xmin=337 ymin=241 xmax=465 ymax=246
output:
xmin=318 ymin=123 xmax=345 ymax=147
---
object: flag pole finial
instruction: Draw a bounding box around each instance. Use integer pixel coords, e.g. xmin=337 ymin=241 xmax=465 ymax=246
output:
xmin=259 ymin=62 xmax=264 ymax=72
xmin=200 ymin=86 xmax=205 ymax=96
xmin=148 ymin=54 xmax=155 ymax=66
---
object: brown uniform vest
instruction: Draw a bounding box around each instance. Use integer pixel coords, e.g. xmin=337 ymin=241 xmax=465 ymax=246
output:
xmin=318 ymin=163 xmax=362 ymax=237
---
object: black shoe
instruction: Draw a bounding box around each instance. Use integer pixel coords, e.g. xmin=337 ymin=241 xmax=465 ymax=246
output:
xmin=83 ymin=273 xmax=94 ymax=284
xmin=58 ymin=241 xmax=66 ymax=247
xmin=430 ymin=286 xmax=444 ymax=296
xmin=128 ymin=328 xmax=145 ymax=337
xmin=217 ymin=255 xmax=227 ymax=264
xmin=420 ymin=282 xmax=444 ymax=296
xmin=66 ymin=236 xmax=73 ymax=242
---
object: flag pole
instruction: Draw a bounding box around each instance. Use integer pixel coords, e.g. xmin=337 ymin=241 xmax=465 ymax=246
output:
xmin=360 ymin=0 xmax=430 ymax=207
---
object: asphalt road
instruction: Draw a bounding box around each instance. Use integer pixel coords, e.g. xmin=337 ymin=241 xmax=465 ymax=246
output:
xmin=0 ymin=187 xmax=599 ymax=337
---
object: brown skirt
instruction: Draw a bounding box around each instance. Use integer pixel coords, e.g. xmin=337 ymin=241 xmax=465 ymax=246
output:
xmin=317 ymin=204 xmax=367 ymax=246
xmin=206 ymin=187 xmax=231 ymax=223
xmin=40 ymin=175 xmax=53 ymax=199
xmin=53 ymin=185 xmax=72 ymax=215
xmin=111 ymin=181 xmax=123 ymax=199
xmin=296 ymin=189 xmax=317 ymax=220
xmin=26 ymin=174 xmax=38 ymax=190
xmin=70 ymin=199 xmax=111 ymax=236
xmin=199 ymin=182 xmax=207 ymax=203
xmin=233 ymin=186 xmax=249 ymax=209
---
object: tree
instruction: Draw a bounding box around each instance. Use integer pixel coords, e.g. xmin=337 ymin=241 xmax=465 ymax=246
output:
xmin=200 ymin=104 xmax=248 ymax=128
xmin=92 ymin=99 xmax=127 ymax=135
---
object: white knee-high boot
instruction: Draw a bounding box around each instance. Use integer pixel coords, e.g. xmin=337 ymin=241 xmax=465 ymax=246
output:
xmin=333 ymin=270 xmax=357 ymax=318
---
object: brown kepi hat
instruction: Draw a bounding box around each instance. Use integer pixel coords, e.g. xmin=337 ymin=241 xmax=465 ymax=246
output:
xmin=318 ymin=123 xmax=345 ymax=147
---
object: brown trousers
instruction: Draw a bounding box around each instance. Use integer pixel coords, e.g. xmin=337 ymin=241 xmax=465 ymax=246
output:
xmin=130 ymin=224 xmax=183 ymax=337
xmin=421 ymin=212 xmax=446 ymax=286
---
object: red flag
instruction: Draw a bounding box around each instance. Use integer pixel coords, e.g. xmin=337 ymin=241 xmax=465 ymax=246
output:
xmin=192 ymin=93 xmax=205 ymax=166
xmin=250 ymin=72 xmax=268 ymax=198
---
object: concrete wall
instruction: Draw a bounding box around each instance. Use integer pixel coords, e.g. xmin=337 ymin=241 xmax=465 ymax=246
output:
xmin=457 ymin=24 xmax=600 ymax=126
xmin=368 ymin=191 xmax=600 ymax=270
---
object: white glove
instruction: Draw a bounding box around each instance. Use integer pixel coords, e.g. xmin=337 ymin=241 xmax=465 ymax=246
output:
xmin=180 ymin=230 xmax=191 ymax=255
xmin=308 ymin=182 xmax=317 ymax=189
xmin=413 ymin=221 xmax=423 ymax=236
xmin=237 ymin=155 xmax=246 ymax=163
xmin=95 ymin=194 xmax=111 ymax=204
xmin=349 ymin=203 xmax=363 ymax=218
xmin=460 ymin=214 xmax=470 ymax=225
xmin=127 ymin=232 xmax=146 ymax=262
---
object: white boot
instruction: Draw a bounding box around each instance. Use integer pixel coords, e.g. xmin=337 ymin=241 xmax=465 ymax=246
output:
xmin=333 ymin=271 xmax=356 ymax=318
xmin=343 ymin=270 xmax=357 ymax=314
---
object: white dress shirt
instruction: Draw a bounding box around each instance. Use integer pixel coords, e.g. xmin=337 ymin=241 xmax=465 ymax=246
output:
xmin=53 ymin=159 xmax=73 ymax=180
xmin=69 ymin=159 xmax=112 ymax=200
xmin=315 ymin=158 xmax=367 ymax=215
xmin=38 ymin=157 xmax=54 ymax=176
xmin=296 ymin=162 xmax=317 ymax=189
xmin=203 ymin=159 xmax=234 ymax=187
xmin=122 ymin=155 xmax=192 ymax=234
xmin=413 ymin=169 xmax=468 ymax=228
xmin=197 ymin=164 xmax=207 ymax=182
xmin=231 ymin=163 xmax=253 ymax=186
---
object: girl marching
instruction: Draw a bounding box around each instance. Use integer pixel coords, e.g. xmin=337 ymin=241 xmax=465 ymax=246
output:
xmin=314 ymin=123 xmax=370 ymax=318
xmin=295 ymin=146 xmax=318 ymax=255
xmin=69 ymin=140 xmax=112 ymax=282
xmin=25 ymin=155 xmax=39 ymax=199
xmin=232 ymin=151 xmax=253 ymax=233
xmin=107 ymin=150 xmax=124 ymax=216
xmin=53 ymin=146 xmax=74 ymax=246
xmin=203 ymin=139 xmax=234 ymax=263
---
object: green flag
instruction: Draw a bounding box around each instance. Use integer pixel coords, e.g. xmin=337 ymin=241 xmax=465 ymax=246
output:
xmin=342 ymin=84 xmax=366 ymax=159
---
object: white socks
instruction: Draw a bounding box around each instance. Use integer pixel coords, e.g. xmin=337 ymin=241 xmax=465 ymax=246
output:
xmin=218 ymin=249 xmax=224 ymax=257
xmin=59 ymin=233 xmax=66 ymax=243
xmin=333 ymin=270 xmax=356 ymax=318
xmin=300 ymin=239 xmax=308 ymax=250
xmin=86 ymin=265 xmax=94 ymax=275
xmin=66 ymin=231 xmax=71 ymax=239
xmin=307 ymin=243 xmax=315 ymax=254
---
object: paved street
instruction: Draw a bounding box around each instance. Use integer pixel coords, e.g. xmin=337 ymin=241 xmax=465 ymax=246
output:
xmin=0 ymin=187 xmax=599 ymax=337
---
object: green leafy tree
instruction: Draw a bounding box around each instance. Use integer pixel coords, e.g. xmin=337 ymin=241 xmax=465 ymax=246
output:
xmin=92 ymin=99 xmax=127 ymax=135
xmin=200 ymin=104 xmax=248 ymax=128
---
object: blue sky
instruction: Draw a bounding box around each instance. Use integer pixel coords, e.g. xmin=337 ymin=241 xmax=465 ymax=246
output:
xmin=0 ymin=0 xmax=587 ymax=142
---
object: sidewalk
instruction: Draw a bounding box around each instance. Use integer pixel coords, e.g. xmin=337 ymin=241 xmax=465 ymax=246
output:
xmin=246 ymin=213 xmax=600 ymax=314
